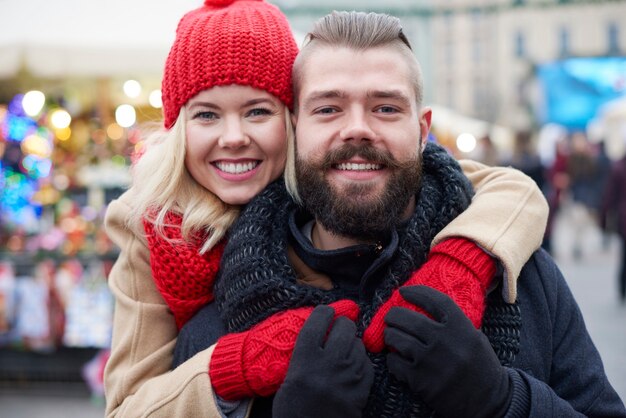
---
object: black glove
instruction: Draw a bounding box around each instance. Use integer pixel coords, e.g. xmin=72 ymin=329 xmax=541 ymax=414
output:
xmin=384 ymin=285 xmax=512 ymax=418
xmin=273 ymin=305 xmax=374 ymax=418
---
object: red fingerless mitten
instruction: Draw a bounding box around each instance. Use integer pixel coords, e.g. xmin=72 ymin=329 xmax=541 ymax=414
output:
xmin=143 ymin=214 xmax=225 ymax=330
xmin=209 ymin=299 xmax=359 ymax=400
xmin=363 ymin=238 xmax=496 ymax=353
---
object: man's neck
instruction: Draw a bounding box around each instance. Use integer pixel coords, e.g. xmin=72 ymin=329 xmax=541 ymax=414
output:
xmin=310 ymin=222 xmax=368 ymax=250
xmin=310 ymin=197 xmax=416 ymax=251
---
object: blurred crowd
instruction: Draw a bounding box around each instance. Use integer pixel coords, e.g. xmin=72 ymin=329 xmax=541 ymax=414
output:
xmin=470 ymin=128 xmax=626 ymax=301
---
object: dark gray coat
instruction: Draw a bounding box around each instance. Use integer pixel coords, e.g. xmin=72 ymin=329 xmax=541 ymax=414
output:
xmin=175 ymin=248 xmax=626 ymax=417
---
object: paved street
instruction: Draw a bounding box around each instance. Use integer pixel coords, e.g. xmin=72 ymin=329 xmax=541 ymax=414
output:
xmin=550 ymin=208 xmax=626 ymax=400
xmin=0 ymin=209 xmax=625 ymax=416
xmin=0 ymin=382 xmax=105 ymax=418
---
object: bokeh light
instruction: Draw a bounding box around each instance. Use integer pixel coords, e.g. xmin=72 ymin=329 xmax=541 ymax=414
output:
xmin=149 ymin=90 xmax=162 ymax=108
xmin=456 ymin=133 xmax=477 ymax=153
xmin=55 ymin=127 xmax=72 ymax=141
xmin=106 ymin=123 xmax=124 ymax=140
xmin=22 ymin=154 xmax=52 ymax=178
xmin=52 ymin=173 xmax=70 ymax=191
xmin=115 ymin=104 xmax=136 ymax=128
xmin=123 ymin=80 xmax=142 ymax=98
xmin=21 ymin=133 xmax=52 ymax=158
xmin=6 ymin=114 xmax=37 ymax=142
xmin=50 ymin=109 xmax=72 ymax=129
xmin=22 ymin=90 xmax=46 ymax=116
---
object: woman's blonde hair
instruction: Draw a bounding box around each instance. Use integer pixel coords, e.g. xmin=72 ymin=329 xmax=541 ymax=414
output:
xmin=128 ymin=106 xmax=294 ymax=253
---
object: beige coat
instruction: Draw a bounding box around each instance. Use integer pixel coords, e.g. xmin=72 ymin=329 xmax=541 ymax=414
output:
xmin=104 ymin=160 xmax=548 ymax=417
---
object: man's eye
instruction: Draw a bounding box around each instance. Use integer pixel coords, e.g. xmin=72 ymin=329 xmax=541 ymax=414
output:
xmin=194 ymin=111 xmax=218 ymax=120
xmin=247 ymin=108 xmax=272 ymax=117
xmin=376 ymin=106 xmax=397 ymax=114
xmin=316 ymin=107 xmax=337 ymax=115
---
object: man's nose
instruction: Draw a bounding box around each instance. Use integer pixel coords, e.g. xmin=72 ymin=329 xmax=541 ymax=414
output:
xmin=339 ymin=109 xmax=375 ymax=143
xmin=218 ymin=117 xmax=250 ymax=149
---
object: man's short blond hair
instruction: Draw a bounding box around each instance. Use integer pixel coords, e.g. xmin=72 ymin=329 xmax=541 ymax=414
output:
xmin=291 ymin=11 xmax=423 ymax=111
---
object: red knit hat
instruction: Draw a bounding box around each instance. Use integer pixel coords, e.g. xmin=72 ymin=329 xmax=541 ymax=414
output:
xmin=161 ymin=0 xmax=298 ymax=128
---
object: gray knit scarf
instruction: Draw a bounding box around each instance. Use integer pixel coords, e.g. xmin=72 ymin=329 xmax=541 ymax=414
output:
xmin=215 ymin=142 xmax=521 ymax=417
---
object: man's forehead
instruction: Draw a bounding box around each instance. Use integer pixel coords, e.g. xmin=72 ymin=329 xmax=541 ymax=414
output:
xmin=298 ymin=46 xmax=414 ymax=97
xmin=302 ymin=45 xmax=405 ymax=70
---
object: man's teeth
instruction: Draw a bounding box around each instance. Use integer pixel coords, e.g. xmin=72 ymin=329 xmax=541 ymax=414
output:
xmin=215 ymin=161 xmax=258 ymax=174
xmin=336 ymin=162 xmax=382 ymax=171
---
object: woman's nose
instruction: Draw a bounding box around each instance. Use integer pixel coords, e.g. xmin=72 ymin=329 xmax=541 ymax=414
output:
xmin=218 ymin=117 xmax=250 ymax=149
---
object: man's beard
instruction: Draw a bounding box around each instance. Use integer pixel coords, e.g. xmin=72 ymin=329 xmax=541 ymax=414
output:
xmin=295 ymin=142 xmax=423 ymax=242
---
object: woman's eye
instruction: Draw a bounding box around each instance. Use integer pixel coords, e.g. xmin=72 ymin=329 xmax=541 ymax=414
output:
xmin=247 ymin=108 xmax=272 ymax=117
xmin=194 ymin=111 xmax=218 ymax=120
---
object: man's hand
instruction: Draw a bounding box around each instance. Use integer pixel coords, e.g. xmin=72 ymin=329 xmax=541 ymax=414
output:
xmin=384 ymin=286 xmax=512 ymax=418
xmin=273 ymin=305 xmax=374 ymax=418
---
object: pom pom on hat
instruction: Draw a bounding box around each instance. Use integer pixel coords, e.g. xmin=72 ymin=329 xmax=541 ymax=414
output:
xmin=162 ymin=0 xmax=298 ymax=129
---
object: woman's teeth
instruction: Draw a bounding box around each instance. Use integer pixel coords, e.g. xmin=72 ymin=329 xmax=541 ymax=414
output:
xmin=215 ymin=161 xmax=259 ymax=174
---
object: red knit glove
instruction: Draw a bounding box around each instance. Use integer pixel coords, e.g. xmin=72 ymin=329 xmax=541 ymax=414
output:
xmin=143 ymin=214 xmax=225 ymax=330
xmin=209 ymin=299 xmax=360 ymax=401
xmin=362 ymin=238 xmax=496 ymax=353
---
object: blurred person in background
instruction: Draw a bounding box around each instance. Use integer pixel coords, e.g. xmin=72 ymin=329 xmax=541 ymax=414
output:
xmin=592 ymin=139 xmax=613 ymax=206
xmin=566 ymin=132 xmax=600 ymax=259
xmin=600 ymin=132 xmax=626 ymax=302
xmin=473 ymin=133 xmax=501 ymax=166
xmin=103 ymin=1 xmax=550 ymax=417
xmin=173 ymin=10 xmax=624 ymax=417
xmin=506 ymin=130 xmax=546 ymax=191
xmin=543 ymin=135 xmax=571 ymax=253
xmin=593 ymin=139 xmax=613 ymax=249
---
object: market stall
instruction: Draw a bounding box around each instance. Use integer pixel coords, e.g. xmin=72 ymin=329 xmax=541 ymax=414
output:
xmin=0 ymin=0 xmax=203 ymax=397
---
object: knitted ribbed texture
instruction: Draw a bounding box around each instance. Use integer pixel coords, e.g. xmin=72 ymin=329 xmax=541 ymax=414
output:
xmin=143 ymin=213 xmax=224 ymax=330
xmin=213 ymin=143 xmax=522 ymax=417
xmin=209 ymin=300 xmax=359 ymax=400
xmin=161 ymin=0 xmax=298 ymax=128
xmin=363 ymin=237 xmax=496 ymax=353
xmin=215 ymin=143 xmax=476 ymax=333
xmin=505 ymin=369 xmax=531 ymax=417
xmin=482 ymin=288 xmax=522 ymax=367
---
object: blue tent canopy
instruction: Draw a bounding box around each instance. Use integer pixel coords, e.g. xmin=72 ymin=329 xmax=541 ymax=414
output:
xmin=537 ymin=57 xmax=626 ymax=130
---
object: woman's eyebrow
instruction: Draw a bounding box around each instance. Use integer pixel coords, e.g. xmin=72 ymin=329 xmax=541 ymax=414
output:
xmin=187 ymin=101 xmax=220 ymax=111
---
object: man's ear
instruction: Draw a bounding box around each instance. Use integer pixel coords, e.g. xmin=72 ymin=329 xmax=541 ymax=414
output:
xmin=419 ymin=107 xmax=432 ymax=150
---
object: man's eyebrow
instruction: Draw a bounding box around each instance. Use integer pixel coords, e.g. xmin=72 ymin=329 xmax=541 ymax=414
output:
xmin=301 ymin=90 xmax=345 ymax=109
xmin=367 ymin=89 xmax=412 ymax=107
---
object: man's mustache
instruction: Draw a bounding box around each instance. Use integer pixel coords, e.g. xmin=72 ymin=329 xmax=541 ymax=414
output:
xmin=316 ymin=144 xmax=411 ymax=170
